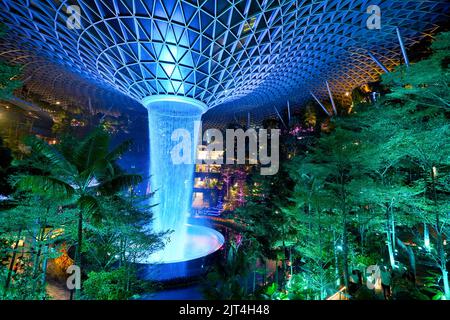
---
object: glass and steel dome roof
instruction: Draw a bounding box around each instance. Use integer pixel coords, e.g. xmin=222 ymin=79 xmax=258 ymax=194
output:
xmin=0 ymin=0 xmax=448 ymax=123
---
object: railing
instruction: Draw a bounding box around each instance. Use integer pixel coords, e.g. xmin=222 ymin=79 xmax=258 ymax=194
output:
xmin=326 ymin=287 xmax=349 ymax=300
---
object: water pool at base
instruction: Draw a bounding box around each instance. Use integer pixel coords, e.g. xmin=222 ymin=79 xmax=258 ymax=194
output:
xmin=140 ymin=224 xmax=224 ymax=264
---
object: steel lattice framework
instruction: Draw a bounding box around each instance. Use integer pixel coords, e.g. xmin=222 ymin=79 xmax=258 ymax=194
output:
xmin=0 ymin=0 xmax=449 ymax=123
xmin=0 ymin=40 xmax=142 ymax=116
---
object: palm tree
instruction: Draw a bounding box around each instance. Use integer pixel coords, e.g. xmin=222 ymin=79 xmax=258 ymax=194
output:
xmin=13 ymin=128 xmax=142 ymax=297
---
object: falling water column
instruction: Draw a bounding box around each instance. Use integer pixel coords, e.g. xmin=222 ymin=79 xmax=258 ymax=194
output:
xmin=142 ymin=95 xmax=206 ymax=264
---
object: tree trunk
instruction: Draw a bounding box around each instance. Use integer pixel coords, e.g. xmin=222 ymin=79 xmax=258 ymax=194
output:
xmin=390 ymin=203 xmax=396 ymax=254
xmin=75 ymin=211 xmax=83 ymax=265
xmin=386 ymin=207 xmax=396 ymax=268
xmin=40 ymin=245 xmax=49 ymax=297
xmin=431 ymin=167 xmax=448 ymax=298
xmin=423 ymin=223 xmax=430 ymax=251
xmin=342 ymin=225 xmax=350 ymax=291
xmin=74 ymin=210 xmax=83 ymax=299
xmin=386 ymin=231 xmax=395 ymax=268
xmin=333 ymin=231 xmax=341 ymax=287
xmin=396 ymin=237 xmax=416 ymax=283
xmin=289 ymin=247 xmax=293 ymax=277
xmin=360 ymin=224 xmax=365 ymax=255
xmin=442 ymin=269 xmax=450 ymax=300
xmin=437 ymin=230 xmax=449 ymax=299
xmin=339 ymin=172 xmax=349 ymax=292
xmin=438 ymin=233 xmax=450 ymax=299
xmin=4 ymin=229 xmax=22 ymax=294
xmin=32 ymin=226 xmax=44 ymax=295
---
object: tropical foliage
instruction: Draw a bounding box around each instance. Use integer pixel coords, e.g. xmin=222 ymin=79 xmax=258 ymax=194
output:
xmin=208 ymin=31 xmax=449 ymax=301
xmin=0 ymin=128 xmax=163 ymax=300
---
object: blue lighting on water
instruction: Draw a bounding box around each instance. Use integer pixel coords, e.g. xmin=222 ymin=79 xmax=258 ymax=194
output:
xmin=143 ymin=95 xmax=212 ymax=264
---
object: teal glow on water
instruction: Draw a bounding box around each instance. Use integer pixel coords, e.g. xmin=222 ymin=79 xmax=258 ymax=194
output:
xmin=143 ymin=224 xmax=224 ymax=264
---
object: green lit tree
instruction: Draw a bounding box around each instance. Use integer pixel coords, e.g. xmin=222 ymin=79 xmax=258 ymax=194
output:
xmin=303 ymin=125 xmax=364 ymax=290
xmin=83 ymin=267 xmax=150 ymax=300
xmin=82 ymin=191 xmax=165 ymax=274
xmin=397 ymin=110 xmax=450 ymax=298
xmin=382 ymin=31 xmax=449 ymax=110
xmin=282 ymin=158 xmax=338 ymax=299
xmin=376 ymin=31 xmax=450 ymax=298
xmin=344 ymin=102 xmax=423 ymax=272
xmin=0 ymin=194 xmax=75 ymax=299
xmin=234 ymin=163 xmax=297 ymax=290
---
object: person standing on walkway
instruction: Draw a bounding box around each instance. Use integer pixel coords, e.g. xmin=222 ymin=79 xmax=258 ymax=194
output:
xmin=380 ymin=266 xmax=392 ymax=300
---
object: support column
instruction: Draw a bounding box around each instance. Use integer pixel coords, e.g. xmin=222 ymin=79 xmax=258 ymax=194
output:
xmin=396 ymin=27 xmax=410 ymax=67
xmin=326 ymin=81 xmax=338 ymax=116
xmin=368 ymin=51 xmax=390 ymax=74
xmin=310 ymin=91 xmax=331 ymax=117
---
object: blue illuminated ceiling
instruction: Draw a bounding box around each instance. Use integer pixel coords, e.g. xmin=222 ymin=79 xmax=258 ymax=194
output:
xmin=0 ymin=0 xmax=448 ymax=123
